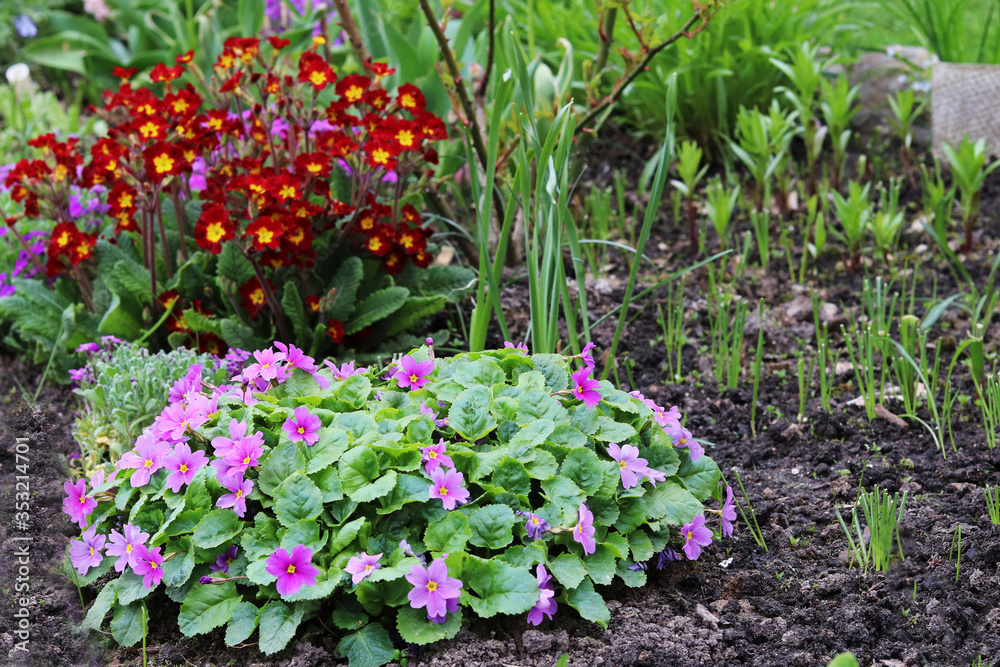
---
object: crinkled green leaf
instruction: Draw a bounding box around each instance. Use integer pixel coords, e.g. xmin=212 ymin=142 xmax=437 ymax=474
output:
xmin=193 ymin=509 xmax=242 ymax=549
xmin=178 ymin=581 xmax=242 ymax=636
xmin=225 ymin=601 xmax=260 ymax=646
xmin=464 ymin=555 xmax=539 ymax=618
xmin=110 ymin=601 xmax=147 ymax=647
xmin=563 ymin=578 xmax=609 ymax=628
xmin=676 ymin=454 xmax=722 ymax=501
xmin=337 ymin=622 xmax=396 ymax=667
xmin=450 ymin=385 xmax=498 ymax=441
xmin=396 ymin=605 xmax=462 ymax=645
xmin=275 ymin=472 xmax=324 ymax=527
xmin=258 ymin=600 xmax=305 ymax=655
xmin=548 ymin=553 xmax=587 ymax=589
xmin=424 ymin=512 xmax=472 ymax=553
xmin=468 ymin=504 xmax=517 ymax=550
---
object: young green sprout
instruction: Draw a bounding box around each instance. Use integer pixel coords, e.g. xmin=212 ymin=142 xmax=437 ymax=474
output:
xmin=871 ymin=178 xmax=905 ymax=262
xmin=979 ymin=372 xmax=1000 ymax=452
xmin=820 ymin=75 xmax=860 ymax=192
xmin=731 ymin=103 xmax=796 ymax=213
xmin=942 ymin=135 xmax=1000 ymax=251
xmin=886 ymin=88 xmax=927 ymax=187
xmin=731 ymin=470 xmax=768 ymax=552
xmin=949 ymin=524 xmax=962 ymax=582
xmin=704 ymin=176 xmax=740 ymax=252
xmin=984 ymin=484 xmax=1000 ymax=525
xmin=836 ymin=485 xmax=907 ymax=574
xmin=670 ymin=139 xmax=709 ymax=254
xmin=831 ymin=180 xmax=872 ymax=270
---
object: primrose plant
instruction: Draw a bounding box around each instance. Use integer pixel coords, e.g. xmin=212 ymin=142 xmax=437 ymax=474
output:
xmin=66 ymin=342 xmax=731 ymax=661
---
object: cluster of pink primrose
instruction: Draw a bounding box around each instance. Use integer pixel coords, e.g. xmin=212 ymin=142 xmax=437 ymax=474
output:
xmin=63 ymin=337 xmax=737 ymax=633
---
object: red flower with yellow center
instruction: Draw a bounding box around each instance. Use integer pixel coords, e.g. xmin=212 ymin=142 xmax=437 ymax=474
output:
xmin=306 ymin=295 xmax=321 ymax=313
xmin=396 ymin=83 xmax=426 ymax=111
xmin=326 ymin=319 xmax=345 ymax=344
xmin=239 ymin=278 xmax=274 ymax=318
xmin=365 ymin=141 xmax=397 ymax=170
xmin=382 ymin=248 xmax=405 ymax=275
xmin=246 ymin=217 xmax=284 ymax=250
xmin=398 ymin=227 xmax=427 ymax=256
xmin=50 ymin=223 xmax=78 ymax=254
xmin=194 ymin=205 xmax=235 ymax=254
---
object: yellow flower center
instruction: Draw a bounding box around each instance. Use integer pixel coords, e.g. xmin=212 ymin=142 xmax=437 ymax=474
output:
xmin=364 ymin=564 xmax=373 ymax=572
xmin=236 ymin=489 xmax=243 ymax=499
xmin=426 ymin=581 xmax=437 ymax=592
xmin=438 ymin=486 xmax=448 ymax=496
xmin=144 ymin=459 xmax=153 ymax=468
xmin=287 ymin=564 xmax=296 ymax=574
xmin=150 ymin=561 xmax=158 ymax=570
xmin=686 ymin=530 xmax=693 ymax=540
xmin=279 ymin=185 xmax=296 ymax=199
xmin=428 ymin=451 xmax=437 ymax=459
xmin=619 ymin=460 xmax=627 ymax=469
xmin=346 ymin=85 xmax=363 ymax=102
xmin=401 ymin=94 xmax=415 ymax=108
xmin=250 ymin=289 xmax=265 ymax=305
xmin=153 ymin=154 xmax=175 ymax=174
xmin=206 ymin=222 xmax=226 ymax=243
xmin=409 ymin=374 xmax=420 ymax=383
xmin=126 ymin=544 xmax=133 ymax=553
xmin=256 ymin=228 xmax=275 ymax=245
xmin=397 ymin=130 xmax=415 ymax=147
xmin=372 ymin=148 xmax=390 ymax=164
xmin=297 ymin=427 xmax=305 ymax=434
xmin=242 ymin=456 xmax=251 ymax=465
xmin=140 ymin=122 xmax=158 ymax=138
xmin=310 ymin=71 xmax=327 ymax=86
xmin=179 ymin=464 xmax=189 ymax=473
xmin=79 ymin=496 xmax=87 ymax=504
xmin=89 ymin=547 xmax=95 ymax=555
xmin=119 ymin=193 xmax=133 ymax=208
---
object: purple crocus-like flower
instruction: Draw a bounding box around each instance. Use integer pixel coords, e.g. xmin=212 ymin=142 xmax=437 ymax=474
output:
xmin=606 ymin=443 xmax=651 ymax=490
xmin=211 ymin=418 xmax=252 ymax=458
xmin=645 ymin=401 xmax=682 ymax=428
xmin=274 ymin=342 xmax=318 ymax=374
xmin=573 ymin=503 xmax=596 ymax=555
xmin=62 ymin=478 xmax=97 ymax=528
xmin=14 ymin=15 xmax=37 ymax=38
xmin=69 ymin=526 xmax=106 ymax=575
xmin=394 ymin=355 xmax=435 ymax=391
xmin=132 ymin=545 xmax=165 ymax=589
xmin=265 ymin=545 xmax=319 ymax=597
xmin=665 ymin=424 xmax=705 ymax=462
xmin=503 ymin=341 xmax=529 ymax=353
xmin=428 ymin=467 xmax=470 ymax=510
xmin=570 ymin=367 xmax=601 ymax=408
xmin=421 ymin=438 xmax=454 ymax=473
xmin=399 ymin=539 xmax=427 ymax=565
xmin=216 ymin=475 xmax=253 ymax=517
xmin=720 ymin=486 xmax=737 ymax=538
xmin=628 ymin=561 xmax=647 ymax=571
xmin=657 ymin=546 xmax=680 ymax=569
xmin=152 ymin=401 xmax=208 ymax=442
xmin=526 ymin=564 xmax=557 ymax=625
xmin=243 ymin=348 xmax=287 ymax=383
xmin=325 ymin=360 xmax=367 ymax=380
xmin=210 ymin=546 xmax=239 ymax=573
xmin=517 ymin=511 xmax=550 ymax=540
xmin=220 ymin=438 xmax=264 ymax=479
xmin=106 ymin=523 xmax=149 ymax=572
xmin=680 ymin=515 xmax=713 ymax=560
xmin=76 ymin=342 xmax=100 ymax=355
xmin=117 ymin=433 xmax=173 ymax=487
xmin=163 ymin=443 xmax=208 ymax=493
xmin=283 ymin=406 xmax=322 ymax=445
xmin=580 ymin=342 xmax=596 ymax=369
xmin=405 ymin=558 xmax=463 ymax=619
xmin=345 ymin=552 xmax=383 ymax=584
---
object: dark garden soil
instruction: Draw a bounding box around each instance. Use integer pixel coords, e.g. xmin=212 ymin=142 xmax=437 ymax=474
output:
xmin=3 ymin=143 xmax=1000 ymax=666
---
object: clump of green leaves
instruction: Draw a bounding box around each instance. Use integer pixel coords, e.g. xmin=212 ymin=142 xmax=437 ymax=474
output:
xmin=704 ymin=177 xmax=740 ymax=252
xmin=886 ymin=89 xmax=927 ymax=186
xmin=671 ymin=140 xmax=709 ymax=252
xmin=836 ymin=485 xmax=907 ymax=573
xmin=71 ymin=340 xmax=231 ymax=475
xmin=74 ymin=346 xmax=723 ymax=663
xmin=942 ymin=135 xmax=1000 ymax=251
xmin=831 ymin=180 xmax=872 ymax=270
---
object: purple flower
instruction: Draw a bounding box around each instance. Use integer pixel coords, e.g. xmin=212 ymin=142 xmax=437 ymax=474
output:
xmin=420 ymin=400 xmax=448 ymax=427
xmin=526 ymin=564 xmax=557 ymax=625
xmin=656 ymin=546 xmax=681 ymax=569
xmin=199 ymin=576 xmax=214 ymax=584
xmin=210 ymin=546 xmax=239 ymax=573
xmin=163 ymin=443 xmax=208 ymax=493
xmin=503 ymin=341 xmax=529 ymax=353
xmin=76 ymin=342 xmax=100 ymax=355
xmin=243 ymin=348 xmax=287 ymax=383
xmin=168 ymin=364 xmax=203 ymax=404
xmin=680 ymin=515 xmax=713 ymax=560
xmin=132 ymin=545 xmax=165 ymax=589
xmin=283 ymin=406 xmax=322 ymax=445
xmin=428 ymin=597 xmax=459 ymax=624
xmin=151 ymin=401 xmax=208 ymax=442
xmin=325 ymin=360 xmax=367 ymax=380
xmin=570 ymin=367 xmax=601 ymax=408
xmin=580 ymin=342 xmax=596 ymax=369
xmin=274 ymin=342 xmax=317 ymax=373
xmin=211 ymin=419 xmax=253 ymax=458
xmin=14 ymin=15 xmax=37 ymax=38
xmin=421 ymin=438 xmax=454 ymax=473
xmin=69 ymin=526 xmax=106 ymax=575
xmin=345 ymin=552 xmax=383 ymax=584
xmin=265 ymin=545 xmax=319 ymax=597
xmin=720 ymin=486 xmax=737 ymax=538
xmin=665 ymin=424 xmax=704 ymax=461
xmin=221 ymin=438 xmax=264 ymax=478
xmin=216 ymin=475 xmax=253 ymax=517
xmin=573 ymin=503 xmax=596 ymax=555
xmin=517 ymin=511 xmax=550 ymax=540
xmin=62 ymin=478 xmax=97 ymax=528
xmin=117 ymin=433 xmax=173 ymax=487
xmin=645 ymin=401 xmax=681 ymax=428
xmin=428 ymin=467 xmax=470 ymax=510
xmin=405 ymin=558 xmax=463 ymax=619
xmin=399 ymin=539 xmax=427 ymax=564
xmin=607 ymin=443 xmax=650 ymax=490
xmin=106 ymin=523 xmax=149 ymax=572
xmin=394 ymin=355 xmax=435 ymax=391
xmin=628 ymin=561 xmax=647 ymax=571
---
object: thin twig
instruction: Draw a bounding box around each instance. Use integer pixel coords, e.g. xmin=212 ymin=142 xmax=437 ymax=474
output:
xmin=331 ymin=0 xmax=369 ymax=65
xmin=575 ymin=11 xmax=702 ymax=136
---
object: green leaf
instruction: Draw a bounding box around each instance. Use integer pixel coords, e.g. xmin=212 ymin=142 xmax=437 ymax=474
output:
xmin=464 ymin=555 xmax=540 ymax=618
xmin=221 ymin=318 xmax=262 ymax=351
xmin=275 ymin=472 xmax=324 ymax=527
xmin=643 ymin=479 xmax=702 ymax=525
xmin=548 ymin=553 xmax=586 ymax=589
xmin=178 ymin=581 xmax=243 ymax=636
xmin=328 ymin=257 xmax=364 ymax=321
xmin=616 ymin=559 xmax=646 ymax=587
xmin=468 ymin=504 xmax=517 ymax=550
xmin=117 ymin=571 xmax=152 ymax=605
xmin=510 ymin=419 xmax=556 ymax=450
xmin=346 ymin=287 xmax=409 ymax=334
xmin=337 ymin=622 xmax=396 ymax=667
xmin=594 ymin=416 xmax=636 ymax=442
xmin=828 ymin=653 xmax=860 ymax=667
xmin=259 ymin=442 xmax=308 ymax=496
xmin=561 ymin=448 xmax=606 ymax=495
xmin=677 ymin=455 xmax=722 ymax=501
xmin=386 ymin=295 xmax=447 ymax=337
xmin=563 ymin=578 xmax=610 ymax=628
xmin=517 ymin=391 xmax=566 ymax=424
xmin=420 ymin=264 xmax=476 ymax=302
xmin=531 ymin=354 xmax=570 ymax=391
xmin=541 ymin=476 xmax=586 ymax=524
xmin=110 ymin=601 xmax=147 ymax=647
xmin=396 ymin=605 xmax=462 ymax=645
xmin=162 ymin=537 xmax=195 ymax=588
xmin=329 ymin=517 xmax=367 ymax=556
xmin=525 ymin=449 xmax=559 ymax=479
xmin=193 ymin=509 xmax=242 ymax=549
xmin=424 ymin=512 xmax=472 ymax=553
xmin=217 ymin=242 xmax=255 ymax=285
xmin=225 ymin=601 xmax=260 ymax=646
xmin=452 ymin=357 xmax=506 ymax=389
xmin=304 ymin=428 xmax=351 ymax=474
xmin=282 ymin=285 xmax=310 ymax=347
xmin=81 ymin=579 xmax=117 ymax=631
xmin=628 ymin=530 xmax=655 ymax=562
xmin=24 ymin=37 xmax=87 ymax=74
xmin=258 ymin=600 xmax=306 ymax=655
xmin=450 ymin=385 xmax=498 ymax=441
xmin=584 ymin=544 xmax=617 ymax=585
xmin=492 ymin=458 xmax=531 ymax=496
